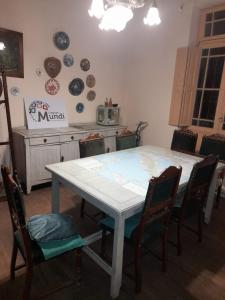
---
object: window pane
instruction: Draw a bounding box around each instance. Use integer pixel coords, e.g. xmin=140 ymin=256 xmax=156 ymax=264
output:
xmin=210 ymin=47 xmax=225 ymax=55
xmin=197 ymin=58 xmax=207 ymax=88
xmin=205 ymin=57 xmax=224 ymax=88
xmin=205 ymin=23 xmax=212 ymax=36
xmin=206 ymin=13 xmax=213 ymax=21
xmin=200 ymin=90 xmax=219 ymax=120
xmin=193 ymin=91 xmax=202 ymax=118
xmin=213 ymin=20 xmax=225 ymax=35
xmin=199 ymin=120 xmax=214 ymax=128
xmin=214 ymin=10 xmax=225 ymax=20
xmin=202 ymin=49 xmax=209 ymax=56
xmin=192 ymin=119 xmax=197 ymax=126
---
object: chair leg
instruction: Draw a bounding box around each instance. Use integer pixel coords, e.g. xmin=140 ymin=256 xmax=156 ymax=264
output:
xmin=100 ymin=229 xmax=107 ymax=258
xmin=198 ymin=210 xmax=203 ymax=243
xmin=162 ymin=229 xmax=168 ymax=272
xmin=134 ymin=244 xmax=142 ymax=293
xmin=215 ymin=184 xmax=222 ymax=209
xmin=75 ymin=248 xmax=82 ymax=285
xmin=80 ymin=198 xmax=85 ymax=218
xmin=177 ymin=221 xmax=182 ymax=256
xmin=22 ymin=266 xmax=33 ymax=300
xmin=10 ymin=239 xmax=18 ymax=280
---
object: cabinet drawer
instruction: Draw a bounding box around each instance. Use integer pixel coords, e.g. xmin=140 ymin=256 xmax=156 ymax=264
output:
xmin=60 ymin=134 xmax=82 ymax=143
xmin=29 ymin=136 xmax=60 ymax=146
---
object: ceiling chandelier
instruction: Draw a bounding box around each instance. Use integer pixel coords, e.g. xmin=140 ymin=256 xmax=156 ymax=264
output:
xmin=88 ymin=0 xmax=161 ymax=32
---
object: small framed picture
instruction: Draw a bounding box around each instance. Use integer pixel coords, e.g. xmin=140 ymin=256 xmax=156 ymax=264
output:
xmin=0 ymin=28 xmax=24 ymax=78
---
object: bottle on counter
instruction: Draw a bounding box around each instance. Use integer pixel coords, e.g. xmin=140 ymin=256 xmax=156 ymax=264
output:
xmin=109 ymin=98 xmax=112 ymax=107
xmin=105 ymin=98 xmax=109 ymax=107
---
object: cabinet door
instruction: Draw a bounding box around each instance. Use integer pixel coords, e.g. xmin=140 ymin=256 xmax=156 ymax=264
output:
xmin=60 ymin=141 xmax=80 ymax=162
xmin=30 ymin=145 xmax=60 ymax=181
xmin=104 ymin=136 xmax=116 ymax=153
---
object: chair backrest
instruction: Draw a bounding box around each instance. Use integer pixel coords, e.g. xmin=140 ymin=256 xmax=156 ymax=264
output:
xmin=171 ymin=129 xmax=198 ymax=154
xmin=79 ymin=137 xmax=105 ymax=158
xmin=181 ymin=155 xmax=218 ymax=218
xmin=200 ymin=135 xmax=225 ymax=161
xmin=1 ymin=166 xmax=31 ymax=261
xmin=135 ymin=166 xmax=182 ymax=240
xmin=116 ymin=134 xmax=137 ymax=151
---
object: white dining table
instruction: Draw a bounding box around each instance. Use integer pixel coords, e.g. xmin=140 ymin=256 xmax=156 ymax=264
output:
xmin=46 ymin=145 xmax=221 ymax=298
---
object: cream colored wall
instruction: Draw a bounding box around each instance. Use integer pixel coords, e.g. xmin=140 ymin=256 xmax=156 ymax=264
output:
xmin=122 ymin=0 xmax=200 ymax=147
xmin=0 ymin=0 xmax=129 ymax=168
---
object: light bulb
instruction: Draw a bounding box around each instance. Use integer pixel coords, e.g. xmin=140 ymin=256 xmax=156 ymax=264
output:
xmin=88 ymin=0 xmax=105 ymax=19
xmin=144 ymin=3 xmax=161 ymax=26
xmin=0 ymin=42 xmax=5 ymax=51
xmin=99 ymin=5 xmax=133 ymax=32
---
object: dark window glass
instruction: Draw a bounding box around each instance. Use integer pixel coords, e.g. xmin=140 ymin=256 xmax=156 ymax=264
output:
xmin=202 ymin=49 xmax=209 ymax=56
xmin=193 ymin=91 xmax=202 ymax=118
xmin=206 ymin=13 xmax=213 ymax=21
xmin=197 ymin=58 xmax=207 ymax=88
xmin=213 ymin=20 xmax=225 ymax=35
xmin=214 ymin=10 xmax=225 ymax=20
xmin=205 ymin=23 xmax=212 ymax=36
xmin=199 ymin=120 xmax=214 ymax=128
xmin=210 ymin=47 xmax=225 ymax=55
xmin=200 ymin=90 xmax=219 ymax=120
xmin=192 ymin=119 xmax=197 ymax=126
xmin=205 ymin=57 xmax=224 ymax=88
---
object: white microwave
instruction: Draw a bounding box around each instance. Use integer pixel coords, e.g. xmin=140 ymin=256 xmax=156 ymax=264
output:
xmin=97 ymin=105 xmax=120 ymax=126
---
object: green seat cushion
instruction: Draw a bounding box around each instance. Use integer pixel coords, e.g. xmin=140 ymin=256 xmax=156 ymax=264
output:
xmin=100 ymin=214 xmax=164 ymax=242
xmin=116 ymin=135 xmax=137 ymax=151
xmin=37 ymin=234 xmax=85 ymax=260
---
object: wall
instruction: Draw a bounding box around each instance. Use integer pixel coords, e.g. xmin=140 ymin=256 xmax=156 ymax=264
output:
xmin=122 ymin=0 xmax=199 ymax=147
xmin=0 ymin=0 xmax=129 ymax=171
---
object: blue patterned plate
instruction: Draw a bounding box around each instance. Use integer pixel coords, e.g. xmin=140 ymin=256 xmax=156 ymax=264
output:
xmin=76 ymin=102 xmax=84 ymax=113
xmin=69 ymin=78 xmax=84 ymax=96
xmin=54 ymin=32 xmax=70 ymax=50
xmin=63 ymin=54 xmax=74 ymax=67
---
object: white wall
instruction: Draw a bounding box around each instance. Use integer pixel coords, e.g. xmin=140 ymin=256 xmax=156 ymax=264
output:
xmin=0 ymin=0 xmax=129 ymax=169
xmin=0 ymin=0 xmax=220 ymax=168
xmin=122 ymin=0 xmax=199 ymax=147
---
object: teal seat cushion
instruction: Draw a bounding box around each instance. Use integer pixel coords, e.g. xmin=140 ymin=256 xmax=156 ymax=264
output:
xmin=37 ymin=234 xmax=85 ymax=260
xmin=16 ymin=213 xmax=85 ymax=262
xmin=27 ymin=213 xmax=78 ymax=242
xmin=100 ymin=214 xmax=164 ymax=242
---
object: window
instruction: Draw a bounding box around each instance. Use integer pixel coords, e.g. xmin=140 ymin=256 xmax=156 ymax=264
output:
xmin=169 ymin=3 xmax=225 ymax=139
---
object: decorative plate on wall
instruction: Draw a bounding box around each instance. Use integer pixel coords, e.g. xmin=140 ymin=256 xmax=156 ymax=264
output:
xmin=80 ymin=58 xmax=90 ymax=71
xmin=86 ymin=74 xmax=96 ymax=88
xmin=87 ymin=90 xmax=96 ymax=101
xmin=63 ymin=54 xmax=74 ymax=67
xmin=44 ymin=57 xmax=61 ymax=78
xmin=45 ymin=78 xmax=60 ymax=95
xmin=0 ymin=79 xmax=2 ymax=97
xmin=76 ymin=102 xmax=84 ymax=113
xmin=10 ymin=86 xmax=20 ymax=96
xmin=69 ymin=78 xmax=84 ymax=96
xmin=54 ymin=31 xmax=70 ymax=50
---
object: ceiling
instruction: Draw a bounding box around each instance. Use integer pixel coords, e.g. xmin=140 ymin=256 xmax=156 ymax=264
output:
xmin=196 ymin=0 xmax=225 ymax=8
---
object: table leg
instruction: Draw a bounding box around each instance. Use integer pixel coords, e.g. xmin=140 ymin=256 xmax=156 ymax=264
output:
xmin=110 ymin=215 xmax=125 ymax=299
xmin=204 ymin=168 xmax=218 ymax=224
xmin=51 ymin=175 xmax=60 ymax=213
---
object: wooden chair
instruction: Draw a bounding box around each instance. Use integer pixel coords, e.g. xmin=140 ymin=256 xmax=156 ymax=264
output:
xmin=200 ymin=134 xmax=225 ymax=207
xmin=171 ymin=129 xmax=198 ymax=154
xmin=1 ymin=166 xmax=85 ymax=300
xmin=173 ymin=155 xmax=218 ymax=256
xmin=116 ymin=134 xmax=137 ymax=151
xmin=79 ymin=137 xmax=105 ymax=220
xmin=100 ymin=166 xmax=182 ymax=293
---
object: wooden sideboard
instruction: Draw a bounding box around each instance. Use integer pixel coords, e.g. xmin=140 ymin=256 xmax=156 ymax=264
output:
xmin=13 ymin=123 xmax=125 ymax=193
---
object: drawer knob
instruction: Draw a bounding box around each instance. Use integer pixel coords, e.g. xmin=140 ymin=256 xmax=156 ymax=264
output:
xmin=71 ymin=136 xmax=74 ymax=140
xmin=43 ymin=138 xmax=47 ymax=143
